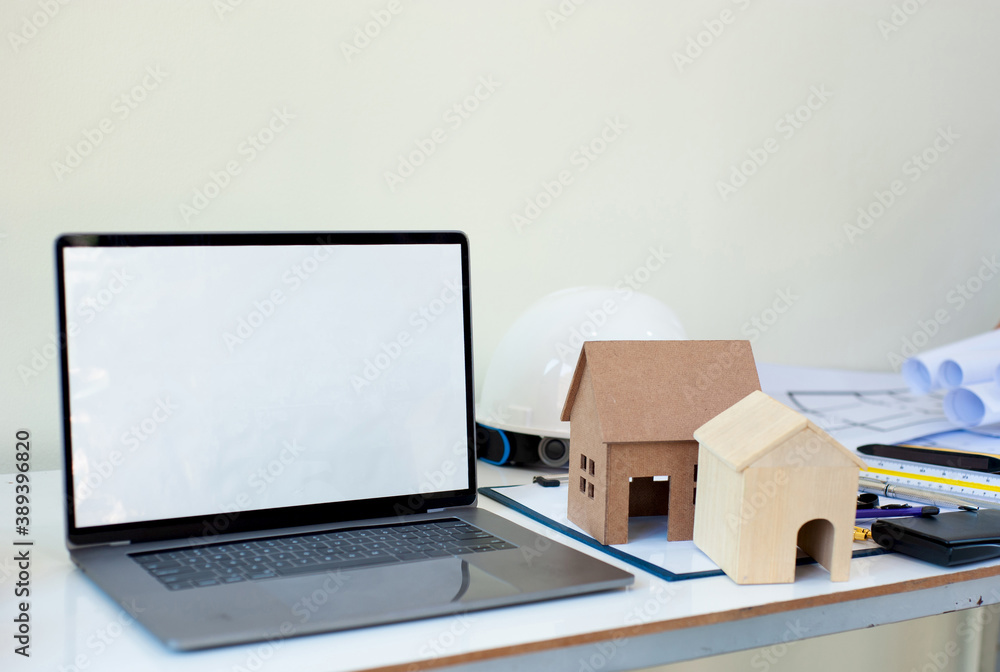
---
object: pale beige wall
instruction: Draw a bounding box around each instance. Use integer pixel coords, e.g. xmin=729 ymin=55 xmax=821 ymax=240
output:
xmin=3 ymin=3 xmax=999 ymax=472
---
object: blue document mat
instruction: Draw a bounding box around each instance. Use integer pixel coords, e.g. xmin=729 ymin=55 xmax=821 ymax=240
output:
xmin=479 ymin=483 xmax=886 ymax=582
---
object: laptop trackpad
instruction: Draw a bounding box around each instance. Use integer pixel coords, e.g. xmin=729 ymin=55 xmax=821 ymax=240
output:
xmin=263 ymin=557 xmax=520 ymax=622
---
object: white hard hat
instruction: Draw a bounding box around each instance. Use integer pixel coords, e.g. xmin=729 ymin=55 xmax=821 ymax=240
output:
xmin=477 ymin=286 xmax=686 ymax=438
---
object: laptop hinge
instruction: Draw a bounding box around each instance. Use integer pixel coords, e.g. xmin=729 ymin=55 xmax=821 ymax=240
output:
xmin=426 ymin=508 xmax=446 ymax=513
xmin=107 ymin=540 xmax=131 ymax=546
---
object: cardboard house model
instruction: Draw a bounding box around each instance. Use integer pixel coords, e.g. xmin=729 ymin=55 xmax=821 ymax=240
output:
xmin=692 ymin=390 xmax=866 ymax=584
xmin=559 ymin=340 xmax=760 ymax=544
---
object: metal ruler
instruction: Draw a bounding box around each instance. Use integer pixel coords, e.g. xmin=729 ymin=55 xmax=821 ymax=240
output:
xmin=861 ymin=456 xmax=1000 ymax=505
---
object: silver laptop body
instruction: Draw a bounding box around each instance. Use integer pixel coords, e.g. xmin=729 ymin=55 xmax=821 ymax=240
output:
xmin=56 ymin=231 xmax=632 ymax=651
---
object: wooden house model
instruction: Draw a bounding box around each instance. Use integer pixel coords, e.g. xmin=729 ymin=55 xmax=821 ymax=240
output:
xmin=692 ymin=390 xmax=866 ymax=584
xmin=559 ymin=340 xmax=760 ymax=544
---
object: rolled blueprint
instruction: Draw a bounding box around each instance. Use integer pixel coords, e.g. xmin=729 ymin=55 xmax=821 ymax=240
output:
xmin=902 ymin=329 xmax=1000 ymax=394
xmin=943 ymin=381 xmax=1000 ymax=427
xmin=938 ymin=349 xmax=1000 ymax=388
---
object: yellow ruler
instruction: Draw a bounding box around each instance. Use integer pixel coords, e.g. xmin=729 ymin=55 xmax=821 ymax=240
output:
xmin=861 ymin=456 xmax=1000 ymax=504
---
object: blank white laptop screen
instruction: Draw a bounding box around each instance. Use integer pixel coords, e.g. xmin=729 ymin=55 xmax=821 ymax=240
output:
xmin=63 ymin=242 xmax=469 ymax=528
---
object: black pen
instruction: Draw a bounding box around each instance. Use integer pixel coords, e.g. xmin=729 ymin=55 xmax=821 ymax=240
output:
xmin=857 ymin=443 xmax=1000 ymax=474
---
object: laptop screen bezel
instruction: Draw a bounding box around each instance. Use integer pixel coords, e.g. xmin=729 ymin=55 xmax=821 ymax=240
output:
xmin=56 ymin=231 xmax=478 ymax=547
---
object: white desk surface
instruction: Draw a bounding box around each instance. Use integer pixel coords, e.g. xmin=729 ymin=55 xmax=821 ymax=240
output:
xmin=3 ymin=466 xmax=1000 ymax=672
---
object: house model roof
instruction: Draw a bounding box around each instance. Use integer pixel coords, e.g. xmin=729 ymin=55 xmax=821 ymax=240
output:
xmin=559 ymin=340 xmax=761 ymax=444
xmin=693 ymin=390 xmax=868 ymax=472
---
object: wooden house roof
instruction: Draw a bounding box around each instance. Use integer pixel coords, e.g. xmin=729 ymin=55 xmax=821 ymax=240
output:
xmin=559 ymin=340 xmax=761 ymax=444
xmin=693 ymin=390 xmax=867 ymax=472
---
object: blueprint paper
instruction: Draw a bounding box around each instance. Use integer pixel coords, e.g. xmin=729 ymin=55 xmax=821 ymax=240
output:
xmin=944 ymin=382 xmax=1000 ymax=428
xmin=915 ymin=429 xmax=1000 ymax=455
xmin=938 ymin=349 xmax=1000 ymax=388
xmin=968 ymin=425 xmax=1000 ymax=439
xmin=901 ymin=330 xmax=1000 ymax=394
xmin=757 ymin=363 xmax=955 ymax=449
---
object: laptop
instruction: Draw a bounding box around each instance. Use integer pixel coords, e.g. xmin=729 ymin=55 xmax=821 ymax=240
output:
xmin=55 ymin=231 xmax=633 ymax=651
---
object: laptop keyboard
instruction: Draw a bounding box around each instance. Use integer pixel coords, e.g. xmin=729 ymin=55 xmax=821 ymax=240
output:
xmin=132 ymin=519 xmax=517 ymax=591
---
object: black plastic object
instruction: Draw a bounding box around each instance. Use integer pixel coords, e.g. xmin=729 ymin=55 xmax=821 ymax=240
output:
xmin=857 ymin=493 xmax=879 ymax=509
xmin=476 ymin=423 xmax=569 ymax=468
xmin=858 ymin=443 xmax=1000 ymax=473
xmin=871 ymin=509 xmax=1000 ymax=566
